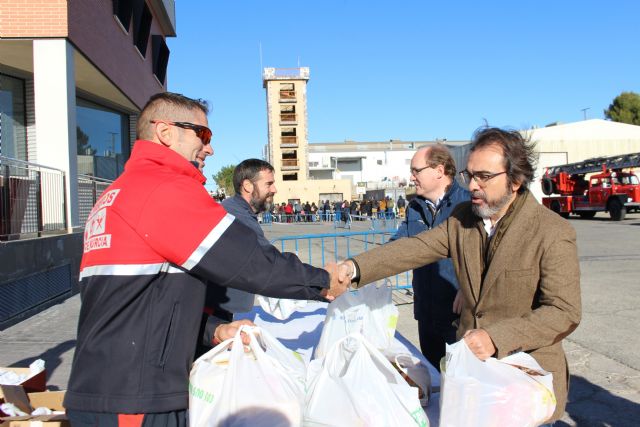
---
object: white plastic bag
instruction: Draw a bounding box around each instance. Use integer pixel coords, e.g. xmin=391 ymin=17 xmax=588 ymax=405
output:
xmin=256 ymin=295 xmax=308 ymax=320
xmin=440 ymin=340 xmax=556 ymax=427
xmin=189 ymin=325 xmax=306 ymax=427
xmin=305 ymin=333 xmax=429 ymax=427
xmin=392 ymin=353 xmax=432 ymax=407
xmin=314 ymin=281 xmax=398 ymax=359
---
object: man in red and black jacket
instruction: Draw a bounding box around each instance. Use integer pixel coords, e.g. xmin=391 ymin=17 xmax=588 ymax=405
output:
xmin=65 ymin=93 xmax=346 ymax=427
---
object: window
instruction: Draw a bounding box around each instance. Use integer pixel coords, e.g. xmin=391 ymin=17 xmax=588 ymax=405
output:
xmin=281 ymin=127 xmax=296 ymax=137
xmin=337 ymin=159 xmax=362 ymax=172
xmin=283 ymin=173 xmax=298 ymax=181
xmin=0 ymin=74 xmax=27 ymax=160
xmin=279 ymin=83 xmax=295 ymax=101
xmin=280 ymin=105 xmax=296 ymax=122
xmin=133 ymin=1 xmax=152 ymax=56
xmin=76 ymin=98 xmax=129 ymax=180
xmin=152 ymin=35 xmax=170 ymax=84
xmin=113 ymin=0 xmax=134 ymax=31
xmin=282 ymin=150 xmax=297 ymax=160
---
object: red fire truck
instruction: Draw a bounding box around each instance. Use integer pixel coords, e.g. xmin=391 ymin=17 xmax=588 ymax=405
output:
xmin=541 ymin=152 xmax=640 ymax=221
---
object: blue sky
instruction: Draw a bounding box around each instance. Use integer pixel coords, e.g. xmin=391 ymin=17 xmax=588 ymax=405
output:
xmin=167 ymin=1 xmax=639 ymax=188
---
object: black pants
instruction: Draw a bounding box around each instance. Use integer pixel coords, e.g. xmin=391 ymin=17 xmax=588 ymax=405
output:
xmin=68 ymin=410 xmax=187 ymax=427
xmin=417 ymin=318 xmax=457 ymax=372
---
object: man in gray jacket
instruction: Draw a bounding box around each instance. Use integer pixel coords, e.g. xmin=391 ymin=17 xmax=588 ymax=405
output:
xmin=200 ymin=159 xmax=278 ymax=350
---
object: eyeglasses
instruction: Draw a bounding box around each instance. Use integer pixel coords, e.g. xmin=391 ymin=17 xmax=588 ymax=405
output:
xmin=459 ymin=170 xmax=507 ymax=186
xmin=410 ymin=165 xmax=432 ymax=176
xmin=150 ymin=120 xmax=212 ymax=145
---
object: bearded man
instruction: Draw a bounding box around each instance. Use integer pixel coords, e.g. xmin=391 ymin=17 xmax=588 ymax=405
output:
xmin=336 ymin=127 xmax=581 ymax=424
xmin=197 ymin=159 xmax=280 ymax=354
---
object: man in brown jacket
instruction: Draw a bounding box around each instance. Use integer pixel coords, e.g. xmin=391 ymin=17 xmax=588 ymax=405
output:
xmin=337 ymin=127 xmax=581 ymax=424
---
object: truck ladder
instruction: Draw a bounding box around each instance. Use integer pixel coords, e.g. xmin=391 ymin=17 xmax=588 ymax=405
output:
xmin=546 ymin=151 xmax=640 ymax=177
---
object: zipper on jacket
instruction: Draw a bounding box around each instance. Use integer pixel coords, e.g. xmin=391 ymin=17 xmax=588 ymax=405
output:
xmin=158 ymin=302 xmax=179 ymax=368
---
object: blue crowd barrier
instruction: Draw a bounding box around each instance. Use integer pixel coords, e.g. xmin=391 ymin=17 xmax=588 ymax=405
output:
xmin=270 ymin=230 xmax=412 ymax=290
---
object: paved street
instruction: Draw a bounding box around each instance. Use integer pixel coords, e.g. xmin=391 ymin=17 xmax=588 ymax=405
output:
xmin=1 ymin=212 xmax=639 ymax=425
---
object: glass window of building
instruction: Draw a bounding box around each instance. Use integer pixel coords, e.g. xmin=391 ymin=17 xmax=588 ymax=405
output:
xmin=0 ymin=74 xmax=27 ymax=160
xmin=76 ymin=98 xmax=129 ymax=180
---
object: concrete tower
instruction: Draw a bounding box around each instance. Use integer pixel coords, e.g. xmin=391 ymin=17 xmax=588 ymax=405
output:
xmin=262 ymin=67 xmax=351 ymax=205
xmin=262 ymin=67 xmax=310 ymax=183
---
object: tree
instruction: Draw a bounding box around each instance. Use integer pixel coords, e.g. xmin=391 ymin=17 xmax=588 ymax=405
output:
xmin=77 ymin=126 xmax=91 ymax=155
xmin=212 ymin=164 xmax=236 ymax=196
xmin=604 ymin=91 xmax=640 ymax=125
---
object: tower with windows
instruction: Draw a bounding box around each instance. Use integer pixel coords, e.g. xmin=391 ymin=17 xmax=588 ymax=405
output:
xmin=262 ymin=67 xmax=310 ymax=184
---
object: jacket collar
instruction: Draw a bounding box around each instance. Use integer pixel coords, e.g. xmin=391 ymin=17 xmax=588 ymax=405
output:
xmin=126 ymin=140 xmax=207 ymax=185
xmin=230 ymin=194 xmax=258 ymax=219
xmin=414 ymin=179 xmax=464 ymax=210
xmin=463 ymin=190 xmax=539 ymax=303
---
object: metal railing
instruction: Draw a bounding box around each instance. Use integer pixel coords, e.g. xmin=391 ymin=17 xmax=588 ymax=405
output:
xmin=279 ymin=113 xmax=297 ymax=122
xmin=279 ymin=90 xmax=297 ymax=100
xmin=281 ymin=159 xmax=299 ymax=169
xmin=280 ymin=135 xmax=298 ymax=145
xmin=0 ymin=156 xmax=114 ymax=240
xmin=270 ymin=230 xmax=412 ymax=290
xmin=77 ymin=174 xmax=113 ymax=226
xmin=1 ymin=156 xmax=67 ymax=240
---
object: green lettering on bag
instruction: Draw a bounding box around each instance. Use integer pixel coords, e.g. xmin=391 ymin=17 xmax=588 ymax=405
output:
xmin=189 ymin=382 xmax=215 ymax=403
xmin=410 ymin=408 xmax=428 ymax=427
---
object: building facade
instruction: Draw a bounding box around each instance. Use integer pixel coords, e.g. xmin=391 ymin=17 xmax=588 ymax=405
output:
xmin=0 ymin=0 xmax=175 ymax=230
xmin=0 ymin=0 xmax=176 ymax=326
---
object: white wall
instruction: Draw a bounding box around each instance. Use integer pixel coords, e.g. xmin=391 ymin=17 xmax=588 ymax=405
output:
xmin=33 ymin=39 xmax=78 ymax=230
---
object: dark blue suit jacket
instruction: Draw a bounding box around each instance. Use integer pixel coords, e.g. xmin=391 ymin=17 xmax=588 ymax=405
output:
xmin=391 ymin=180 xmax=470 ymax=328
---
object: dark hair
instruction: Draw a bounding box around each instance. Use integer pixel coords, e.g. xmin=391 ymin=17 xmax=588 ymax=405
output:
xmin=137 ymin=92 xmax=209 ymax=140
xmin=233 ymin=159 xmax=275 ymax=193
xmin=425 ymin=144 xmax=457 ymax=178
xmin=470 ymin=127 xmax=537 ymax=192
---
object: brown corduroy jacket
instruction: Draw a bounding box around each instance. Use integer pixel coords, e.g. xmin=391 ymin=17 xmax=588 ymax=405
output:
xmin=352 ymin=191 xmax=581 ymax=422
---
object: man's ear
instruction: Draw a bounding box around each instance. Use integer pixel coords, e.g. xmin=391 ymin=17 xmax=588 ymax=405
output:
xmin=511 ymin=179 xmax=522 ymax=193
xmin=241 ymin=179 xmax=254 ymax=195
xmin=154 ymin=122 xmax=173 ymax=147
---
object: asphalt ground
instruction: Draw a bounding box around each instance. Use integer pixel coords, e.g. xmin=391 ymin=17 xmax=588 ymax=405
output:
xmin=1 ymin=212 xmax=639 ymax=426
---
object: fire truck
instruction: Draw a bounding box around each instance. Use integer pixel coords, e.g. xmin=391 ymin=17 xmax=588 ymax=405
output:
xmin=541 ymin=151 xmax=640 ymax=221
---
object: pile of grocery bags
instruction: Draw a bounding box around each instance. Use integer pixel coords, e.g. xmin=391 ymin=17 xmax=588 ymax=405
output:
xmin=189 ymin=281 xmax=557 ymax=426
xmin=189 ymin=282 xmax=430 ymax=427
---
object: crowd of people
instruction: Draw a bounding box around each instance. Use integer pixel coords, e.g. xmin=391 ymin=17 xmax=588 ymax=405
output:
xmin=259 ymin=195 xmax=408 ymax=224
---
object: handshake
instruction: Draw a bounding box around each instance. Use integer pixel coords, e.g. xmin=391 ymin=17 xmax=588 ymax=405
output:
xmin=321 ymin=260 xmax=357 ymax=301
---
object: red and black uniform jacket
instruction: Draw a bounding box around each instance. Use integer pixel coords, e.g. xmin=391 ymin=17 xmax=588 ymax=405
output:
xmin=64 ymin=140 xmax=329 ymax=414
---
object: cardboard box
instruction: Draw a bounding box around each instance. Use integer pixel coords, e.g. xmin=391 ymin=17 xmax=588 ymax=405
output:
xmin=0 ymin=387 xmax=67 ymax=427
xmin=0 ymin=368 xmax=46 ymax=399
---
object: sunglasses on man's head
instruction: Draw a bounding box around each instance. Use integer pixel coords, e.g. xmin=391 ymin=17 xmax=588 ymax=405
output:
xmin=150 ymin=120 xmax=212 ymax=145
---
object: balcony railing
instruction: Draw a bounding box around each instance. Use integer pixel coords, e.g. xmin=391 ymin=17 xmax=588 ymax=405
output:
xmin=279 ymin=113 xmax=297 ymax=123
xmin=1 ymin=156 xmax=66 ymax=240
xmin=280 ymin=135 xmax=298 ymax=148
xmin=0 ymin=156 xmax=114 ymax=241
xmin=279 ymin=90 xmax=296 ymax=101
xmin=281 ymin=159 xmax=300 ymax=170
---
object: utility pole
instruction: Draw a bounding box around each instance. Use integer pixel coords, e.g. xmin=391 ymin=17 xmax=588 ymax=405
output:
xmin=580 ymin=107 xmax=591 ymax=121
